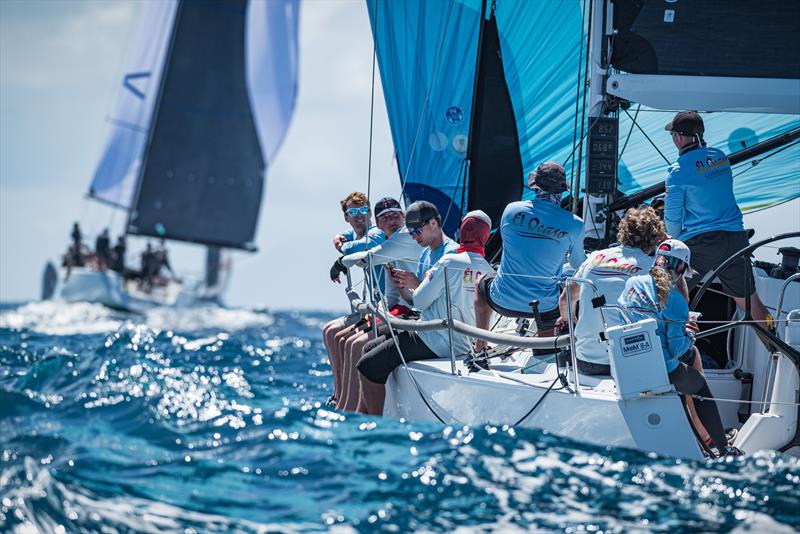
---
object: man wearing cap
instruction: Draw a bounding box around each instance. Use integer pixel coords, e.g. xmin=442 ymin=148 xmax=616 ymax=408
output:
xmin=333 ymin=197 xmax=422 ymax=411
xmin=389 ymin=200 xmax=459 ymax=306
xmin=474 ymin=162 xmax=585 ymax=348
xmin=356 ymin=211 xmax=494 ymax=415
xmin=663 ymin=111 xmax=772 ymax=337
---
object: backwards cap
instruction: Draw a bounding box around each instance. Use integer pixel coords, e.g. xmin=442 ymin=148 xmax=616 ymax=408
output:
xmin=405 ymin=200 xmax=440 ymax=230
xmin=654 ymin=238 xmax=693 ymax=278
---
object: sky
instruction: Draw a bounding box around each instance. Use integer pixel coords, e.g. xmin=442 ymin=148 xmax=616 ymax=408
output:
xmin=1 ymin=0 xmax=798 ymax=312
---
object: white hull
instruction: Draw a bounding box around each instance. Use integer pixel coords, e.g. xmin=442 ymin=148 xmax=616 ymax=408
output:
xmin=59 ymin=267 xmax=190 ymax=312
xmin=384 ymin=271 xmax=800 ymax=459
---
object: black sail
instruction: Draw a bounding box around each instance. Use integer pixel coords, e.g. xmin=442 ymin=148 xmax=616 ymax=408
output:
xmin=127 ymin=0 xmax=265 ymax=251
xmin=466 ymin=9 xmax=523 ymax=260
xmin=611 ymin=0 xmax=800 ymax=79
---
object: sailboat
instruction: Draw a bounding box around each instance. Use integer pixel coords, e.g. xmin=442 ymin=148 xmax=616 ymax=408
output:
xmin=355 ymin=0 xmax=800 ymax=459
xmin=56 ymin=0 xmax=300 ymax=312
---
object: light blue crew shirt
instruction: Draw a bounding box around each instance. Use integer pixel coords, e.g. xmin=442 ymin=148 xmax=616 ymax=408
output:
xmin=664 ymin=144 xmax=744 ymax=241
xmin=338 ymin=226 xmax=386 ymax=292
xmin=490 ymin=199 xmax=585 ymax=312
xmin=618 ymin=274 xmax=692 ymax=373
xmin=416 ymin=236 xmax=458 ymax=281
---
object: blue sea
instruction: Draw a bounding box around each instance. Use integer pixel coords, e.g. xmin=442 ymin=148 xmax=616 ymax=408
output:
xmin=1 ymin=301 xmax=799 ymax=533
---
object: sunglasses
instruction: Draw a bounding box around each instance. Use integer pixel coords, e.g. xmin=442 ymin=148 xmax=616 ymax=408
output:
xmin=407 ymin=218 xmax=434 ymax=238
xmin=345 ymin=206 xmax=370 ymax=217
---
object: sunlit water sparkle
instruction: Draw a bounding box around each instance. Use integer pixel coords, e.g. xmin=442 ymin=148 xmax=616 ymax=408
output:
xmin=1 ymin=301 xmax=798 ymax=533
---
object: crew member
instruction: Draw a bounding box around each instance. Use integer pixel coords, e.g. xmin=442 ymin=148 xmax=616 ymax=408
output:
xmin=322 ymin=192 xmax=385 ymax=407
xmin=619 ymin=239 xmax=742 ymax=457
xmin=663 ymin=111 xmax=772 ymax=341
xmin=95 ymin=229 xmax=111 ymax=270
xmin=335 ymin=197 xmax=421 ymax=411
xmin=475 ymin=162 xmax=585 ymax=348
xmin=562 ymin=205 xmax=666 ymax=375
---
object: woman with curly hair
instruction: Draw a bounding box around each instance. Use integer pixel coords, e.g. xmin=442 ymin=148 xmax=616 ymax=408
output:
xmin=560 ymin=205 xmax=667 ymax=376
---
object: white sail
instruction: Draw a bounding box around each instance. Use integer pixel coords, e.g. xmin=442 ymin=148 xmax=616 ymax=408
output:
xmin=245 ymin=0 xmax=300 ymax=166
xmin=88 ymin=0 xmax=178 ymax=209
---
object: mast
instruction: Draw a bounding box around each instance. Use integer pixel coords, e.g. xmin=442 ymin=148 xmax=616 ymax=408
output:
xmin=582 ymin=0 xmax=615 ymax=248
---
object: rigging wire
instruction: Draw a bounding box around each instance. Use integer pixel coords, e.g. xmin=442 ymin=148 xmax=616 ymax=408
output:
xmin=617 ymin=104 xmax=640 ymax=162
xmin=732 ymin=138 xmax=800 ymax=180
xmin=568 ymin=0 xmax=589 ymax=201
xmin=365 ymin=0 xmax=379 ymax=208
xmin=622 ymin=107 xmax=672 ymax=165
xmin=397 ymin=0 xmax=457 ymax=203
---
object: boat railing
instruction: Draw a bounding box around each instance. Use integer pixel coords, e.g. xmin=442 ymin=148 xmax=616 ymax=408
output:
xmin=346 ymin=267 xmax=629 ymax=396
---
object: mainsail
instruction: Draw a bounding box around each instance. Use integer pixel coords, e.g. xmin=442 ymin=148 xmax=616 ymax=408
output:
xmin=368 ymin=0 xmax=800 ymax=240
xmin=90 ymin=0 xmax=300 ymax=251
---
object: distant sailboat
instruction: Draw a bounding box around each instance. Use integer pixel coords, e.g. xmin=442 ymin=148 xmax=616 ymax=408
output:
xmin=57 ymin=0 xmax=300 ymax=311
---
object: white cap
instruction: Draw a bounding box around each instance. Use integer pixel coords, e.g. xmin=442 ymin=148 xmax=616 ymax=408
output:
xmin=654 ymin=239 xmax=693 ymax=278
xmin=462 ymin=209 xmax=491 ymax=228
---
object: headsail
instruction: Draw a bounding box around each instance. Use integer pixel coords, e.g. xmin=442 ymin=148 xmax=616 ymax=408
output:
xmin=369 ymin=0 xmax=799 ymax=240
xmin=90 ymin=0 xmax=299 ymax=250
xmin=88 ymin=0 xmax=178 ymax=209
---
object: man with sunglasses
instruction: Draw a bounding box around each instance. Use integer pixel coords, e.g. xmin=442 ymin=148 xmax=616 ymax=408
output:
xmin=663 ymin=111 xmax=773 ymax=341
xmin=474 ymin=162 xmax=585 ymax=349
xmin=389 ymin=200 xmax=459 ymax=306
xmin=356 ymin=210 xmax=493 ymax=415
xmin=332 ymin=197 xmax=422 ymax=411
xmin=323 ymin=192 xmax=385 ymax=407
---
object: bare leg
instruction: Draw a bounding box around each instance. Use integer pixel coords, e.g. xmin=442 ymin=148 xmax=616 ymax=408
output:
xmin=338 ymin=330 xmax=362 ymax=410
xmin=341 ymin=332 xmax=370 ymax=412
xmin=684 ymin=347 xmax=712 ymax=445
xmin=733 ymin=294 xmax=773 ymax=349
xmin=474 ymin=276 xmax=493 ymax=351
xmin=322 ymin=319 xmax=344 ymax=398
xmin=359 ymin=373 xmax=386 ymax=416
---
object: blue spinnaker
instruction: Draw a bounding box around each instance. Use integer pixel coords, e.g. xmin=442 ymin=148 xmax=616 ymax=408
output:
xmin=368 ymin=0 xmax=799 ymax=224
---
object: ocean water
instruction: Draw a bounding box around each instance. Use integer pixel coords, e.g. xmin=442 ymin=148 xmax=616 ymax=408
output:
xmin=1 ymin=302 xmax=799 ymax=533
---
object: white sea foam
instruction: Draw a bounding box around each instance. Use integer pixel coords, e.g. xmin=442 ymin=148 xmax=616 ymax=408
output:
xmin=0 ymin=301 xmax=273 ymax=335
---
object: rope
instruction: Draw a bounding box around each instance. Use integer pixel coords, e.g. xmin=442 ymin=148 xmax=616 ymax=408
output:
xmin=568 ymin=0 xmax=589 ymax=199
xmin=509 ymin=375 xmax=562 ymax=426
xmin=366 ymin=0 xmax=379 ymax=208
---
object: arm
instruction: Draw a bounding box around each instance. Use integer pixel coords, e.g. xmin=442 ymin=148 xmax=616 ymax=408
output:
xmin=663 ymin=169 xmax=685 ymax=238
xmin=411 ymin=261 xmax=447 ymax=310
xmin=663 ymin=291 xmax=693 ymax=360
xmin=339 ymin=230 xmax=385 ymax=255
xmin=557 ymin=281 xmax=580 ymax=327
xmin=568 ymin=223 xmax=587 ymax=269
xmin=393 ymin=269 xmax=422 ymax=305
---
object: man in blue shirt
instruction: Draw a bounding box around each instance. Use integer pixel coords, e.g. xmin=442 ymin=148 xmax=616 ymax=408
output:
xmin=323 ymin=191 xmax=385 ymax=407
xmin=663 ymin=111 xmax=772 ymax=336
xmin=390 ymin=200 xmax=459 ymax=305
xmin=474 ymin=162 xmax=585 ymax=348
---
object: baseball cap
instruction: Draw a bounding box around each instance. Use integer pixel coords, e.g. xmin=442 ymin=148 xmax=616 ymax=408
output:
xmin=374 ymin=197 xmax=403 ymax=218
xmin=654 ymin=239 xmax=693 ymax=278
xmin=462 ymin=209 xmax=491 ymax=228
xmin=527 ymin=161 xmax=568 ymax=193
xmin=665 ymin=111 xmax=704 ymax=136
xmin=405 ymin=200 xmax=439 ymax=231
